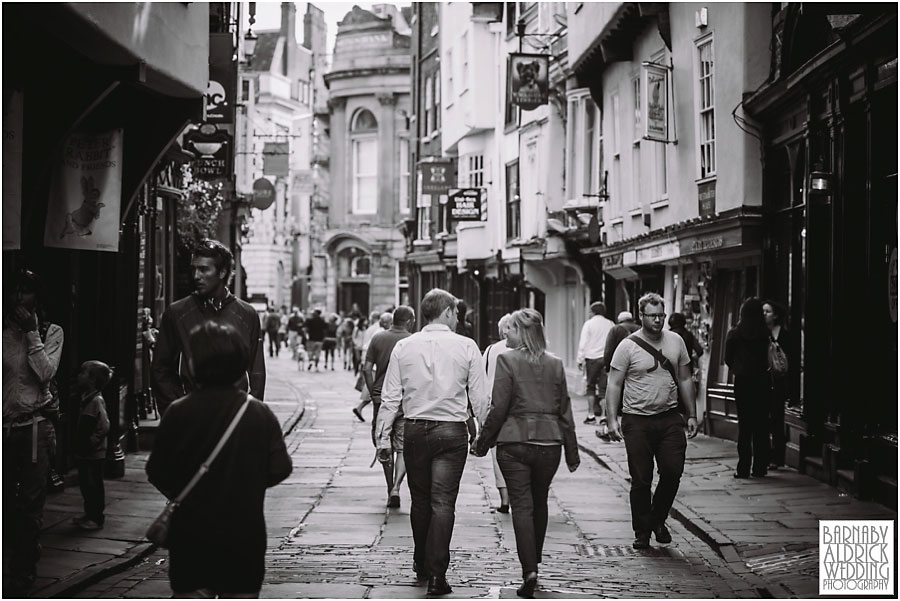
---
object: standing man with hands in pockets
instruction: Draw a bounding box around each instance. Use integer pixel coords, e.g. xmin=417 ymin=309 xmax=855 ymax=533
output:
xmin=605 ymin=293 xmax=697 ymax=551
xmin=375 ymin=289 xmax=488 ymax=597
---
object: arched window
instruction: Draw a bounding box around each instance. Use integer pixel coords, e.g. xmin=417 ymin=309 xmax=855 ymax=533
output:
xmin=351 ymin=109 xmax=378 ymax=214
xmin=350 ymin=255 xmax=371 ymax=277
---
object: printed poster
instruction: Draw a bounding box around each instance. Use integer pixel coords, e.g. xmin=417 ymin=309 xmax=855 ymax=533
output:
xmin=44 ymin=129 xmax=124 ymax=252
xmin=3 ymin=89 xmax=23 ymax=250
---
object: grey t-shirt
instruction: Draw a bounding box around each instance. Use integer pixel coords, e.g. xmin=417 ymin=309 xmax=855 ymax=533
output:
xmin=610 ymin=329 xmax=689 ymax=416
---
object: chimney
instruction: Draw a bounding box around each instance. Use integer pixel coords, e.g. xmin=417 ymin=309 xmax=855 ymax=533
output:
xmin=281 ymin=2 xmax=297 ymax=81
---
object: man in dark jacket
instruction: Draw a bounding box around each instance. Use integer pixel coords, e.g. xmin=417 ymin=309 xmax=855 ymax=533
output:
xmin=151 ymin=239 xmax=265 ymax=415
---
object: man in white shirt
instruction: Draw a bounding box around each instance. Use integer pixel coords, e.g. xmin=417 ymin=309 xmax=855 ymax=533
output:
xmin=577 ymin=301 xmax=615 ymax=427
xmin=376 ymin=289 xmax=489 ymax=596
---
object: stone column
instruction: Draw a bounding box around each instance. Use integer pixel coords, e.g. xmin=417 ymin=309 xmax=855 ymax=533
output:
xmin=376 ymin=92 xmax=397 ymax=226
xmin=328 ymin=96 xmax=347 ymax=223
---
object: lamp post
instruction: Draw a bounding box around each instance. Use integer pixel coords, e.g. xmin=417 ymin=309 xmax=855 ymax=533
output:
xmin=244 ymin=2 xmax=258 ymax=62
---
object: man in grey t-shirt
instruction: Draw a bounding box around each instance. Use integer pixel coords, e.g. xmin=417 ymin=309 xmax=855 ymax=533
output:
xmin=606 ymin=292 xmax=697 ymax=550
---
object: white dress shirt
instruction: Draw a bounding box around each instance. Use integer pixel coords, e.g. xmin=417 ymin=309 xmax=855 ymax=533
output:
xmin=577 ymin=314 xmax=615 ymax=363
xmin=376 ymin=323 xmax=489 ymax=449
xmin=482 ymin=340 xmax=514 ymax=402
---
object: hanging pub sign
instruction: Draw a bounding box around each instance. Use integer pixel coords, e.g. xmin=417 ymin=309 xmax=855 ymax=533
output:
xmin=206 ymin=33 xmax=236 ymax=124
xmin=252 ymin=177 xmax=276 ymax=210
xmin=448 ymin=188 xmax=482 ymax=221
xmin=420 ymin=160 xmax=456 ymax=195
xmin=508 ymin=53 xmax=549 ymax=111
xmin=263 ymin=142 xmax=289 ymax=176
xmin=184 ymin=123 xmax=232 ymax=180
xmin=3 ymin=89 xmax=23 ymax=250
xmin=44 ymin=128 xmax=124 ymax=252
xmin=642 ymin=62 xmax=669 ymax=142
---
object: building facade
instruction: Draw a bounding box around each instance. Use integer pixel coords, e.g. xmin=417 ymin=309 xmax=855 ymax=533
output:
xmin=319 ymin=5 xmax=412 ymax=316
xmin=237 ymin=2 xmax=325 ymax=311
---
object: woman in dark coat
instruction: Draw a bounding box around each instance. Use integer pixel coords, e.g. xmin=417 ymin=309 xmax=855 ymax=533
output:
xmin=724 ymin=298 xmax=771 ymax=479
xmin=763 ymin=300 xmax=791 ymax=469
xmin=147 ymin=322 xmax=292 ymax=597
xmin=474 ymin=309 xmax=580 ymax=598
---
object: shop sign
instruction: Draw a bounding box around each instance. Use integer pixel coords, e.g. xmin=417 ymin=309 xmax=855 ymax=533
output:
xmin=681 ymin=228 xmax=744 ymax=256
xmin=636 ymin=241 xmax=680 ymax=265
xmin=508 ymin=53 xmax=550 ymax=111
xmin=642 ymin=62 xmax=669 ymax=142
xmin=420 ymin=160 xmax=455 ymax=195
xmin=293 ymin=170 xmax=312 ymax=192
xmin=206 ymin=33 xmax=236 ymax=124
xmin=252 ymin=178 xmax=276 ymax=210
xmin=623 ymin=250 xmax=638 ymax=266
xmin=448 ymin=188 xmax=483 ymax=221
xmin=3 ymin=89 xmax=23 ymax=250
xmin=44 ymin=128 xmax=124 ymax=252
xmin=602 ymin=254 xmax=623 ymax=270
xmin=263 ymin=142 xmax=289 ymax=176
xmin=698 ymin=181 xmax=716 ymax=217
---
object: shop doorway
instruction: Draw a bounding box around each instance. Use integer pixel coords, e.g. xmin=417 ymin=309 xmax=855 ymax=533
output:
xmin=339 ymin=282 xmax=369 ymax=316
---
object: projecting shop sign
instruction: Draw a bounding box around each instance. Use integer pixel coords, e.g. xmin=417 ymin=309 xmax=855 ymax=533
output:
xmin=508 ymin=53 xmax=549 ymax=111
xmin=420 ymin=160 xmax=455 ymax=195
xmin=448 ymin=188 xmax=482 ymax=221
xmin=642 ymin=62 xmax=669 ymax=142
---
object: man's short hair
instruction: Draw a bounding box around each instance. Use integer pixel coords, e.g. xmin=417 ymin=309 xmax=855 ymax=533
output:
xmin=590 ymin=301 xmax=607 ymax=317
xmin=393 ymin=305 xmax=415 ymax=326
xmin=193 ymin=239 xmax=233 ymax=276
xmin=638 ymin=292 xmax=665 ymax=314
xmin=616 ymin=311 xmax=634 ymax=323
xmin=497 ymin=313 xmax=512 ymax=337
xmin=189 ymin=322 xmax=249 ymax=387
xmin=379 ymin=312 xmax=393 ymax=329
xmin=421 ymin=288 xmax=457 ymax=322
xmin=667 ymin=312 xmax=686 ymax=329
xmin=369 ymin=310 xmax=381 ymax=323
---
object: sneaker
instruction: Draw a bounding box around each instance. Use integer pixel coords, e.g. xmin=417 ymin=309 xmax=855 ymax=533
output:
xmin=77 ymin=519 xmax=103 ymax=531
xmin=653 ymin=523 xmax=672 ymax=544
xmin=632 ymin=532 xmax=651 ymax=549
xmin=594 ymin=430 xmax=610 ymax=442
xmin=497 ymin=504 xmax=510 ymax=514
xmin=352 ymin=408 xmax=366 ymax=422
xmin=583 ymin=416 xmax=597 ymax=425
xmin=387 ymin=495 xmax=400 ymax=508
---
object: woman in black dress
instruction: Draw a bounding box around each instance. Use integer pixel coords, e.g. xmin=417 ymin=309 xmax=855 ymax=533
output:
xmin=763 ymin=300 xmax=791 ymax=469
xmin=724 ymin=298 xmax=771 ymax=478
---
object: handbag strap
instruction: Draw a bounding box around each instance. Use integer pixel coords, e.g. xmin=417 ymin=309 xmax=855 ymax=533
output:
xmin=627 ymin=334 xmax=679 ymax=387
xmin=172 ymin=395 xmax=251 ymax=505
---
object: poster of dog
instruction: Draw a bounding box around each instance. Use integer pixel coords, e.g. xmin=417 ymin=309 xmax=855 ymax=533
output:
xmin=508 ymin=53 xmax=550 ymax=111
xmin=44 ymin=129 xmax=123 ymax=252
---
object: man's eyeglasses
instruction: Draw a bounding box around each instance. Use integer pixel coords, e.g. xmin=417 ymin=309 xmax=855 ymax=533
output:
xmin=641 ymin=312 xmax=666 ymax=321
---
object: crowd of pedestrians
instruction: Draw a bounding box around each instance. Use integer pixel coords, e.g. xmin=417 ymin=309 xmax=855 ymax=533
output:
xmin=2 ymin=235 xmax=797 ymax=597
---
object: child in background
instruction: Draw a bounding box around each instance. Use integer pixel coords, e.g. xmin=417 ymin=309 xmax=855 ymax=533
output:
xmin=72 ymin=360 xmax=112 ymax=531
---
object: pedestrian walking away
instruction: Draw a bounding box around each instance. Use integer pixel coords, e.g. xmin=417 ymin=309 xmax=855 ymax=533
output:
xmin=362 ymin=306 xmax=415 ymax=507
xmin=352 ymin=311 xmax=391 ymax=421
xmin=322 ymin=314 xmax=339 ymax=370
xmin=2 ymin=269 xmax=64 ymax=595
xmin=725 ymin=297 xmax=772 ymax=479
xmin=606 ymin=292 xmax=698 ymax=550
xmin=72 ymin=360 xmax=113 ymax=532
xmin=481 ymin=313 xmax=515 ymax=514
xmin=375 ymin=288 xmax=489 ymax=596
xmin=151 ymin=239 xmax=266 ymax=415
xmin=146 ymin=322 xmax=293 ymax=598
xmin=286 ymin=307 xmax=304 ymax=361
xmin=763 ymin=299 xmax=794 ymax=470
xmin=304 ymin=309 xmax=327 ymax=371
xmin=577 ymin=302 xmax=615 ymax=429
xmin=474 ymin=309 xmax=580 ymax=599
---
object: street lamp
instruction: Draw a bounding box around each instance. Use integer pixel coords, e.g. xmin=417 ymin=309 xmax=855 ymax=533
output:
xmin=244 ymin=2 xmax=258 ymax=62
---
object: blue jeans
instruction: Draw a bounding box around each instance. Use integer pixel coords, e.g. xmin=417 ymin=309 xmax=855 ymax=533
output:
xmin=3 ymin=420 xmax=52 ymax=577
xmin=403 ymin=420 xmax=468 ymax=578
xmin=621 ymin=410 xmax=686 ymax=535
xmin=496 ymin=443 xmax=562 ymax=576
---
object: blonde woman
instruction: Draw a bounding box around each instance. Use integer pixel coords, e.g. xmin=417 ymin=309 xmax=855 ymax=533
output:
xmin=473 ymin=309 xmax=580 ymax=598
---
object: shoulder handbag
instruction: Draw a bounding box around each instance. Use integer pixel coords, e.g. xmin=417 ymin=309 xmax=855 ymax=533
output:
xmin=767 ymin=335 xmax=789 ymax=375
xmin=145 ymin=396 xmax=251 ymax=548
xmin=627 ymin=334 xmax=686 ymax=415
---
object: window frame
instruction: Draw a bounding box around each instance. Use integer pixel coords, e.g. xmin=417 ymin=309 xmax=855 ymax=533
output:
xmin=351 ymin=135 xmax=378 ymax=215
xmin=399 ymin=137 xmax=410 ymax=214
xmin=506 ymin=159 xmax=521 ymax=241
xmin=695 ymin=34 xmax=716 ymax=181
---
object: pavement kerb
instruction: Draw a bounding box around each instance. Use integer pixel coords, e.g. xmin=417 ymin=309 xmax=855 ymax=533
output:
xmin=38 ymin=542 xmax=157 ymax=599
xmin=45 ymin=378 xmax=308 ymax=600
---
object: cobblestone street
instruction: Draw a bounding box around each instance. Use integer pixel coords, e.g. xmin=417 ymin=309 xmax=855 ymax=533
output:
xmin=75 ymin=354 xmax=762 ymax=599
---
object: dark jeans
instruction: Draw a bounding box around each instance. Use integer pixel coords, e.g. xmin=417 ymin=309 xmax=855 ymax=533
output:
xmin=78 ymin=459 xmax=105 ymax=525
xmin=496 ymin=443 xmax=562 ymax=576
xmin=621 ymin=410 xmax=687 ymax=535
xmin=3 ymin=420 xmax=52 ymax=577
xmin=769 ymin=374 xmax=787 ymax=466
xmin=584 ymin=359 xmax=607 ymax=416
xmin=403 ymin=420 xmax=468 ymax=578
xmin=734 ymin=374 xmax=771 ymax=475
xmin=266 ymin=330 xmax=279 ymax=357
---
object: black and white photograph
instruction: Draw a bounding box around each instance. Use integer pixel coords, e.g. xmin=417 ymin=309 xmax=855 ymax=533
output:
xmin=2 ymin=2 xmax=897 ymax=599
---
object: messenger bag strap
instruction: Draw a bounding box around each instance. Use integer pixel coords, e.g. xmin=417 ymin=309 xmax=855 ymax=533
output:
xmin=627 ymin=334 xmax=679 ymax=388
xmin=171 ymin=394 xmax=251 ymax=505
